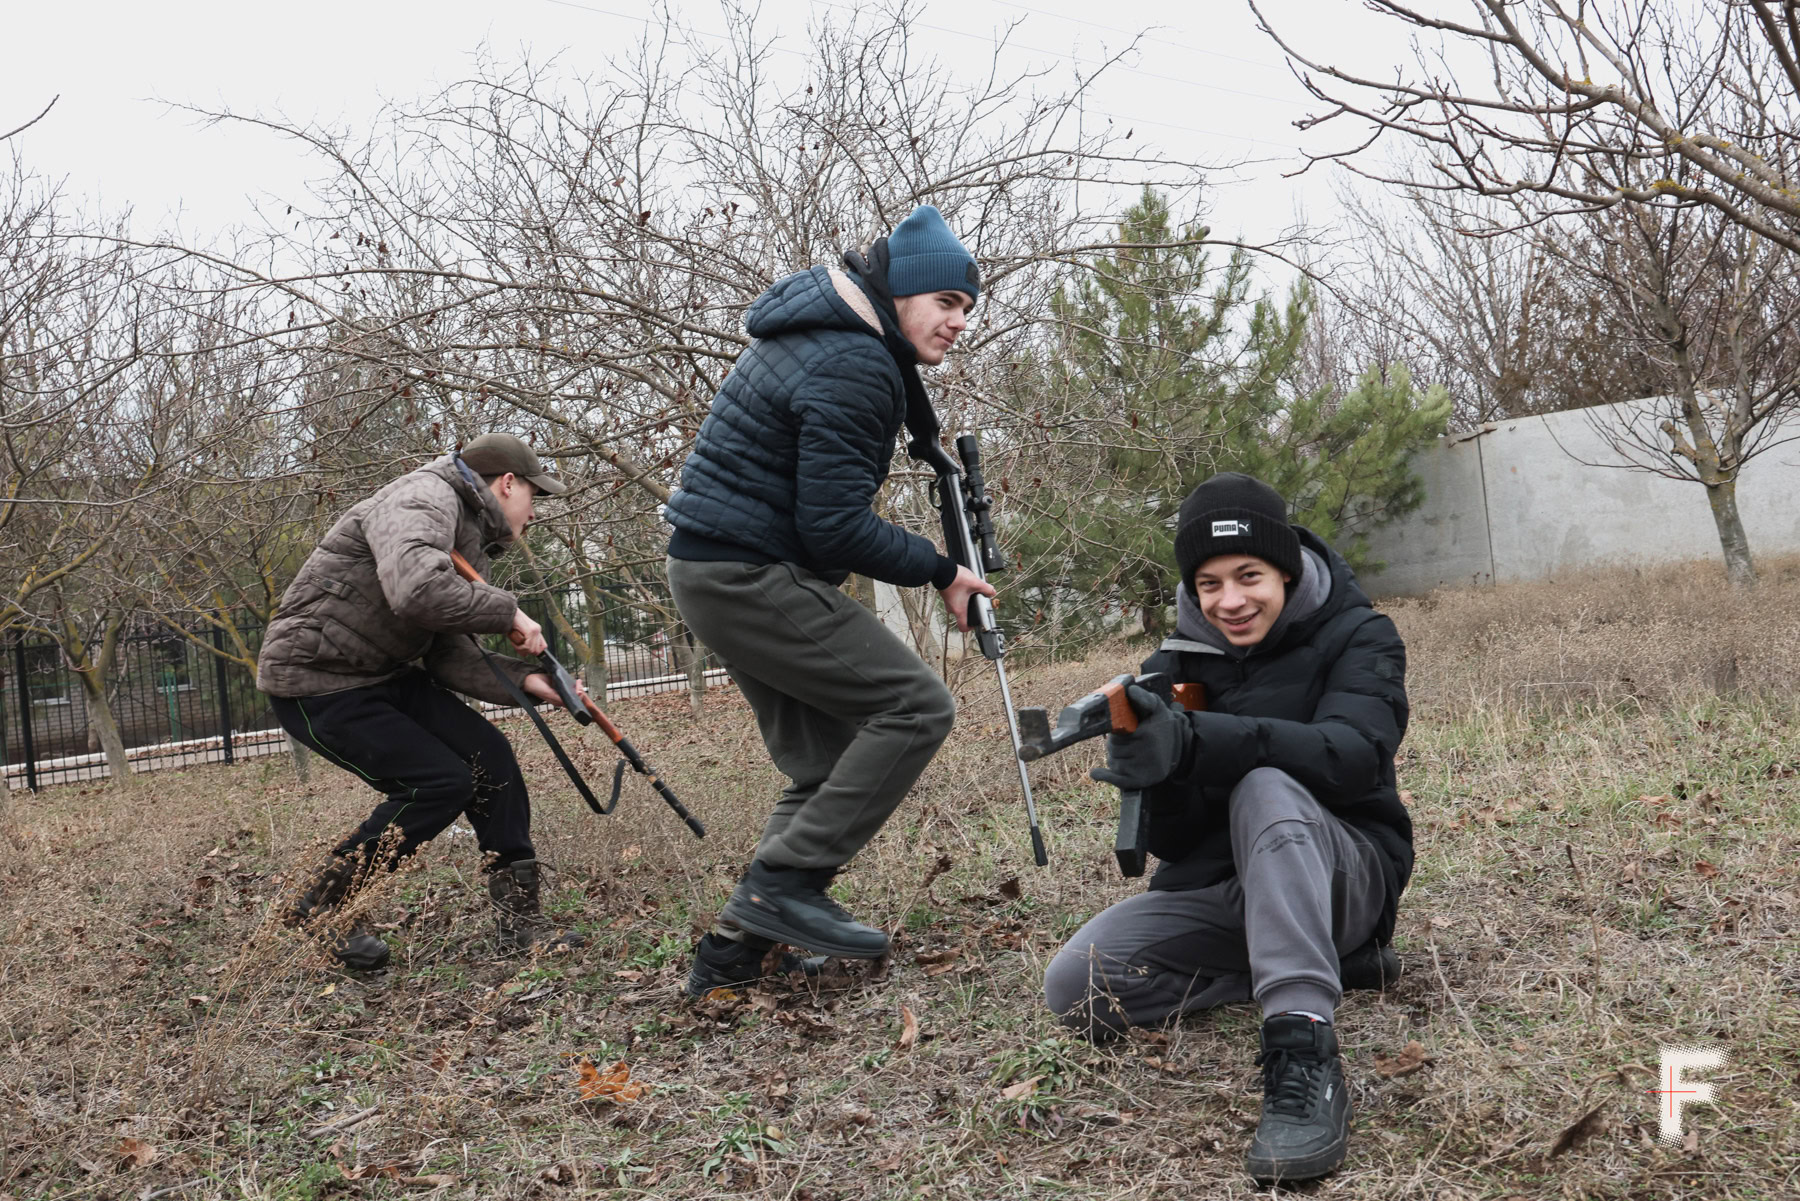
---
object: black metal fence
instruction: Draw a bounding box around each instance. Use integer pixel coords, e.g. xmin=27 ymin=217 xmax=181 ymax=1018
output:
xmin=2 ymin=584 xmax=722 ymax=792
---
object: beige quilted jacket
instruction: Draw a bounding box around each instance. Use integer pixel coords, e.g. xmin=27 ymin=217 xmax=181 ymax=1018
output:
xmin=256 ymin=455 xmax=536 ymax=702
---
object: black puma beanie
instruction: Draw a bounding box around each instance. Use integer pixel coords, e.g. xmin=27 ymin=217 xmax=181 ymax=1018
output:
xmin=1173 ymin=472 xmax=1302 ymax=584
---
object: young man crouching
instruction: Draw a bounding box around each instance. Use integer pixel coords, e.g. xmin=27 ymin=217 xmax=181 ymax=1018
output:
xmin=1042 ymin=471 xmax=1413 ymax=1184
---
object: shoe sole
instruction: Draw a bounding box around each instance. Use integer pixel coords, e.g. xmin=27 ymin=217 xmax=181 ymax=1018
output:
xmin=717 ymin=903 xmax=889 ymax=959
xmin=1246 ymin=1140 xmax=1347 ymax=1184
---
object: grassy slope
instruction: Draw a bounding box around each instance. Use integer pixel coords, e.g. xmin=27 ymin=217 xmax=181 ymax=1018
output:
xmin=2 ymin=561 xmax=1797 ymax=1200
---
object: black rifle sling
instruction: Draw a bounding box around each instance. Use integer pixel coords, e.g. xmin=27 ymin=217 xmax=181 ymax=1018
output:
xmin=472 ymin=638 xmax=618 ymax=815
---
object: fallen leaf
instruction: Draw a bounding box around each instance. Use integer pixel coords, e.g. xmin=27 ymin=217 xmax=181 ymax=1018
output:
xmin=897 ymin=1003 xmax=919 ymax=1051
xmin=1694 ymin=861 xmax=1722 ymax=879
xmin=401 ymin=1175 xmax=457 ymax=1188
xmin=1682 ymin=1126 xmax=1700 ymax=1154
xmin=1374 ymin=1040 xmax=1434 ymax=1078
xmin=1548 ymin=1103 xmax=1607 ymax=1157
xmin=1637 ymin=793 xmax=1673 ymax=806
xmin=576 ymin=1060 xmax=645 ymax=1104
xmin=1000 ymin=1075 xmax=1042 ymax=1101
xmin=318 ymin=983 xmax=336 ymax=998
xmin=116 ymin=1138 xmax=155 ymax=1169
xmin=537 ymin=1163 xmax=575 ymax=1185
xmin=996 ymin=876 xmax=1022 ymax=901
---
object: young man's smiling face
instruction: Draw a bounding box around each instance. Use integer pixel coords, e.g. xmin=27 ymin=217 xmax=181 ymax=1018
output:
xmin=895 ymin=289 xmax=974 ymax=366
xmin=1194 ymin=553 xmax=1292 ymax=648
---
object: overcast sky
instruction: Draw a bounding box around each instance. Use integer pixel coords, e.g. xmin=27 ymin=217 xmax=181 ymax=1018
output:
xmin=2 ymin=1 xmax=1406 ymax=273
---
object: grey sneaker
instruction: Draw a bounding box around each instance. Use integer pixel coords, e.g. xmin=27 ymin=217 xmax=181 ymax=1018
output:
xmin=1246 ymin=1015 xmax=1351 ymax=1184
xmin=717 ymin=861 xmax=889 ymax=959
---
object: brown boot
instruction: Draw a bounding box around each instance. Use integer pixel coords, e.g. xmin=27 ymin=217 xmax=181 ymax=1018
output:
xmin=487 ymin=859 xmax=585 ymax=953
xmin=289 ymin=855 xmax=390 ymax=971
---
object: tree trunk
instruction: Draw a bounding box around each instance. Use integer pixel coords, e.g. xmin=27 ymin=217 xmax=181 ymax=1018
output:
xmin=288 ymin=733 xmax=312 ymax=783
xmin=1704 ymin=476 xmax=1757 ymax=588
xmin=74 ymin=669 xmax=132 ymax=785
xmin=582 ymin=580 xmax=610 ymax=703
xmin=672 ymin=625 xmax=706 ymax=716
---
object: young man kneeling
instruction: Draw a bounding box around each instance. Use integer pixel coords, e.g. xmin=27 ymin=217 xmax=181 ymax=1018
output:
xmin=1043 ymin=472 xmax=1412 ymax=1185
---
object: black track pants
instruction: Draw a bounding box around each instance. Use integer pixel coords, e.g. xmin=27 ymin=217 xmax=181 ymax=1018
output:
xmin=270 ymin=670 xmax=533 ymax=867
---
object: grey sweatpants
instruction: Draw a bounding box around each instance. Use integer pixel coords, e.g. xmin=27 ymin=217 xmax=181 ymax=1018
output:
xmin=1044 ymin=767 xmax=1387 ymax=1040
xmin=666 ymin=557 xmax=955 ymax=870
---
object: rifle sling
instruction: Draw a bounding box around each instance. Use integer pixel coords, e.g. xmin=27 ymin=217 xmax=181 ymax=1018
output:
xmin=471 ymin=637 xmax=617 ymax=816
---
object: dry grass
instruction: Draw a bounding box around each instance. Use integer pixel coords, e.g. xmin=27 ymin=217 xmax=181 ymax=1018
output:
xmin=1389 ymin=554 xmax=1800 ymax=713
xmin=2 ymin=561 xmax=1797 ymax=1200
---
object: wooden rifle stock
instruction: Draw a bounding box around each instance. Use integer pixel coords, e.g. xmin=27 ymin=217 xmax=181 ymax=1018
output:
xmin=447 ymin=550 xmax=704 ymax=838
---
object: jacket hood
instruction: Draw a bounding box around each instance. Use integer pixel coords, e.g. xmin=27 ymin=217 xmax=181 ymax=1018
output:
xmin=429 ymin=454 xmax=517 ymax=554
xmin=745 ymin=265 xmax=886 ymax=342
xmin=1169 ymin=527 xmax=1367 ymax=658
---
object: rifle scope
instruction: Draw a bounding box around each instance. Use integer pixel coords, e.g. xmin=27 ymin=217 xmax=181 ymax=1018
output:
xmin=954 ymin=434 xmax=1006 ymax=575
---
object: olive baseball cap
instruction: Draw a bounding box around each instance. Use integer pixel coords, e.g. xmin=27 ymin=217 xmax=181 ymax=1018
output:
xmin=458 ymin=433 xmax=567 ymax=495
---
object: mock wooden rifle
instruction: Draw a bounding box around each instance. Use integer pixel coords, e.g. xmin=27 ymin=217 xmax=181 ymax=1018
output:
xmin=448 ymin=550 xmax=704 ymax=839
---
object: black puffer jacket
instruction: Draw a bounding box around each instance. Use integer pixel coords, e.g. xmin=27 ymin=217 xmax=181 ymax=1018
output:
xmin=665 ymin=264 xmax=944 ymax=587
xmin=1140 ymin=528 xmax=1414 ymax=942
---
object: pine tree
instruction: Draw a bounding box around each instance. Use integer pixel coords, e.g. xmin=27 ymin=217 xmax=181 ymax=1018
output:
xmin=1009 ymin=188 xmax=1448 ymax=645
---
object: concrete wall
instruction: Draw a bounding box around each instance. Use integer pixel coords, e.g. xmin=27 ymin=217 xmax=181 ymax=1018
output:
xmin=1359 ymin=397 xmax=1800 ymax=597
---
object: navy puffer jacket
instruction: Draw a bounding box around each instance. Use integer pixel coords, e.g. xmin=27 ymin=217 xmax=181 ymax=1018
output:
xmin=665 ymin=264 xmax=944 ymax=587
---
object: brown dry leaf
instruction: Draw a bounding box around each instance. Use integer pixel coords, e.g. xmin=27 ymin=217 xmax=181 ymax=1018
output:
xmin=1637 ymin=793 xmax=1673 ymax=806
xmin=774 ymin=1009 xmax=835 ymax=1035
xmin=897 ymin=1003 xmax=919 ymax=1051
xmin=612 ymin=969 xmax=645 ymax=982
xmin=576 ymin=1059 xmax=645 ymax=1104
xmin=914 ymin=947 xmax=959 ymax=966
xmin=996 ymin=876 xmax=1022 ymax=901
xmin=537 ymin=1163 xmax=575 ymax=1185
xmin=401 ymin=1175 xmax=458 ymax=1189
xmin=1620 ymin=860 xmax=1641 ymax=884
xmin=1548 ymin=1103 xmax=1607 ymax=1158
xmin=1682 ymin=1127 xmax=1700 ymax=1155
xmin=115 ymin=1138 xmax=155 ymax=1169
xmin=1695 ymin=860 xmax=1722 ymax=879
xmin=1695 ymin=786 xmax=1723 ymax=812
xmin=922 ymin=852 xmax=955 ymax=890
xmin=1654 ymin=812 xmax=1684 ymax=830
xmin=1000 ymin=1075 xmax=1042 ymax=1101
xmin=1373 ymin=1040 xmax=1434 ymax=1079
xmin=428 ymin=1048 xmax=452 ymax=1072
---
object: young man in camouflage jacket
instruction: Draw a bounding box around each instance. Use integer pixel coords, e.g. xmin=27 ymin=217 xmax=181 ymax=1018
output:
xmin=258 ymin=433 xmax=581 ymax=968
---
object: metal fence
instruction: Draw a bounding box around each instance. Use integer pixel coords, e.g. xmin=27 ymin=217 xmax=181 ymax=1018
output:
xmin=2 ymin=583 xmax=722 ymax=792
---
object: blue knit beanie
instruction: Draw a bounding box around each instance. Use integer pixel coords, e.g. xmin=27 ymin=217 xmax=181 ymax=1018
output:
xmin=886 ymin=205 xmax=980 ymax=302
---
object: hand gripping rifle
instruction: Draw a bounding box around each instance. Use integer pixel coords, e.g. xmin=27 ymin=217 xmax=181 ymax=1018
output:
xmin=917 ymin=433 xmax=1047 ymax=867
xmin=448 ymin=550 xmax=705 ymax=840
xmin=1015 ymin=672 xmax=1206 ymax=877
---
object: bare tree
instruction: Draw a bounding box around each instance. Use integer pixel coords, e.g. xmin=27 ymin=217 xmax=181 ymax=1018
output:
xmin=144 ymin=3 xmax=1230 ymax=671
xmin=1260 ymin=0 xmax=1800 ymax=584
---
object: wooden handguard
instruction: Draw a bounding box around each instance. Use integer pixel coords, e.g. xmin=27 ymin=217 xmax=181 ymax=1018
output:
xmin=448 ymin=550 xmax=529 ymax=650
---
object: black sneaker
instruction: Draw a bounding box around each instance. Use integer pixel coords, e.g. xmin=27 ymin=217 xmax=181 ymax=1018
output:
xmin=1246 ymin=1015 xmax=1351 ymax=1184
xmin=1338 ymin=939 xmax=1401 ymax=992
xmin=684 ymin=933 xmax=829 ymax=998
xmin=329 ymin=927 xmax=392 ymax=971
xmin=718 ymin=861 xmax=889 ymax=959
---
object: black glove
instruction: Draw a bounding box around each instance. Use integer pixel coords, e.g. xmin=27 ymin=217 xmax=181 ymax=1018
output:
xmin=1089 ymin=684 xmax=1192 ymax=791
